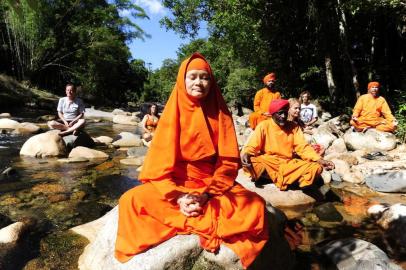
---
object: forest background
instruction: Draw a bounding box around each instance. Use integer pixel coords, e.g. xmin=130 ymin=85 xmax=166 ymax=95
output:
xmin=0 ymin=0 xmax=405 ymax=137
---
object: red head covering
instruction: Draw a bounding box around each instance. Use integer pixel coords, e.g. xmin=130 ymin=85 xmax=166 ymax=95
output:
xmin=368 ymin=81 xmax=380 ymax=90
xmin=139 ymin=53 xmax=239 ymax=183
xmin=268 ymin=99 xmax=289 ymax=115
xmin=186 ymin=57 xmax=210 ymax=73
xmin=263 ymin=73 xmax=276 ymax=84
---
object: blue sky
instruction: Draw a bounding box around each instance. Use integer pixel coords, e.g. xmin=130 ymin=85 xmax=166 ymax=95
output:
xmin=125 ymin=0 xmax=207 ymax=70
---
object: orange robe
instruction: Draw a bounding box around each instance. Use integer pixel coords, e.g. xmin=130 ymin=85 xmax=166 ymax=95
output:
xmin=248 ymin=88 xmax=281 ymax=129
xmin=115 ymin=53 xmax=268 ymax=269
xmin=350 ymin=94 xmax=396 ymax=132
xmin=242 ymin=119 xmax=322 ymax=191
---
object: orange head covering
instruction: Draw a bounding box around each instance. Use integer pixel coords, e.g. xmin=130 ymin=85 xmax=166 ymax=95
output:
xmin=268 ymin=99 xmax=289 ymax=115
xmin=368 ymin=81 xmax=380 ymax=90
xmin=186 ymin=58 xmax=210 ymax=73
xmin=263 ymin=73 xmax=276 ymax=84
xmin=139 ymin=53 xmax=239 ymax=182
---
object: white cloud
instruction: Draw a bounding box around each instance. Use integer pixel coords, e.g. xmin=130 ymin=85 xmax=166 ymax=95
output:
xmin=135 ymin=0 xmax=166 ymax=15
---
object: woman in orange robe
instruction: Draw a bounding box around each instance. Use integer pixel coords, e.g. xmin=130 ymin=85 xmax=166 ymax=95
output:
xmin=248 ymin=73 xmax=281 ymax=130
xmin=115 ymin=53 xmax=268 ymax=268
xmin=350 ymin=81 xmax=397 ymax=132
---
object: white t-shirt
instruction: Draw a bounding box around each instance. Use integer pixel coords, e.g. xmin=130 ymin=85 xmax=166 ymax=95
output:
xmin=57 ymin=97 xmax=85 ymax=121
xmin=300 ymin=103 xmax=317 ymax=124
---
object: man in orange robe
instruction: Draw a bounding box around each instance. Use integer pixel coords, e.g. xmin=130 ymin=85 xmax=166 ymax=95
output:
xmin=248 ymin=73 xmax=281 ymax=129
xmin=350 ymin=81 xmax=397 ymax=132
xmin=242 ymin=99 xmax=334 ymax=191
xmin=115 ymin=53 xmax=268 ymax=269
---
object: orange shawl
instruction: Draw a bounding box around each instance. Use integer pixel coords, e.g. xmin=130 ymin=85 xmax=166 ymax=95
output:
xmin=139 ymin=53 xmax=240 ymax=199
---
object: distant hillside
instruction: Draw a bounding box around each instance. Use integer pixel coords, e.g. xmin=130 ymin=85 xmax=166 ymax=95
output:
xmin=0 ymin=74 xmax=59 ymax=111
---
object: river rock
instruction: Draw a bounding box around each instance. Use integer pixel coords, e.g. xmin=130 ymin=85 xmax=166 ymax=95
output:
xmin=0 ymin=113 xmax=11 ymax=118
xmin=368 ymin=204 xmax=406 ymax=258
xmin=314 ymin=202 xmax=343 ymax=222
xmin=112 ymin=109 xmax=131 ymax=116
xmin=0 ymin=221 xmax=28 ymax=244
xmin=0 ymin=118 xmax=19 ymax=130
xmin=366 ymin=171 xmax=406 ymax=193
xmin=312 ymin=124 xmax=337 ymax=149
xmin=94 ymin=136 xmax=113 ymax=145
xmin=112 ymin=132 xmax=143 ymax=147
xmin=127 ymin=146 xmax=148 ymax=157
xmin=112 ymin=115 xmax=138 ymax=126
xmin=20 ymin=130 xmax=67 ymax=157
xmin=12 ymin=122 xmax=41 ymax=134
xmin=84 ymin=107 xmax=113 ymax=121
xmin=120 ymin=157 xmax=144 ymax=166
xmin=325 ymin=138 xmax=347 ymax=155
xmin=69 ymin=147 xmax=108 ymax=159
xmin=331 ymin=159 xmax=351 ymax=177
xmin=63 ymin=131 xmax=95 ymax=149
xmin=235 ymin=115 xmax=249 ymax=127
xmin=344 ymin=128 xmax=397 ymax=151
xmin=318 ymin=238 xmax=402 ymax=270
xmin=236 ymin=170 xmax=315 ymax=213
xmin=74 ymin=204 xmax=293 ymax=270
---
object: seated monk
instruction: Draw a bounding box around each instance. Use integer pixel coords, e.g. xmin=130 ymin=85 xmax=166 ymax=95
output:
xmin=115 ymin=53 xmax=269 ymax=269
xmin=248 ymin=72 xmax=281 ymax=130
xmin=241 ymin=99 xmax=334 ymax=191
xmin=350 ymin=81 xmax=397 ymax=133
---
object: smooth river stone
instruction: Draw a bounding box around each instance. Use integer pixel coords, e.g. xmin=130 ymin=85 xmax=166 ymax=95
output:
xmin=365 ymin=171 xmax=406 ymax=193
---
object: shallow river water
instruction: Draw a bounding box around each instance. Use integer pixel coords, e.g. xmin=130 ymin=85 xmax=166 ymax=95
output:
xmin=1 ymin=113 xmax=406 ymax=269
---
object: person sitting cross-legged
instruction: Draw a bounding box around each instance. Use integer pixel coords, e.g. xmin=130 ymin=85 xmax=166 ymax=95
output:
xmin=47 ymin=83 xmax=85 ymax=136
xmin=241 ymin=99 xmax=334 ymax=191
xmin=350 ymin=81 xmax=397 ymax=133
xmin=115 ymin=53 xmax=269 ymax=269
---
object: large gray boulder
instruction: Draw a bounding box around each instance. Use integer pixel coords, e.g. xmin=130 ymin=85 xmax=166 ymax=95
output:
xmin=318 ymin=238 xmax=402 ymax=270
xmin=73 ymin=204 xmax=293 ymax=270
xmin=20 ymin=130 xmax=66 ymax=157
xmin=343 ymin=128 xmax=397 ymax=151
xmin=365 ymin=171 xmax=406 ymax=193
xmin=112 ymin=132 xmax=143 ymax=147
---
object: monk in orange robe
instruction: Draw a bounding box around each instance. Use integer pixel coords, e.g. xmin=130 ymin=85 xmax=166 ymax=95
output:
xmin=350 ymin=81 xmax=397 ymax=132
xmin=242 ymin=99 xmax=334 ymax=191
xmin=248 ymin=73 xmax=281 ymax=129
xmin=115 ymin=53 xmax=268 ymax=268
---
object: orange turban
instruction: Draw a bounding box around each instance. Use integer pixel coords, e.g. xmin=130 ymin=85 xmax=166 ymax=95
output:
xmin=186 ymin=57 xmax=210 ymax=72
xmin=263 ymin=73 xmax=276 ymax=84
xmin=368 ymin=81 xmax=380 ymax=90
xmin=268 ymin=99 xmax=289 ymax=115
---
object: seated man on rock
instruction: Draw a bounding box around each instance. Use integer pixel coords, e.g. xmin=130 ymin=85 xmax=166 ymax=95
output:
xmin=241 ymin=99 xmax=334 ymax=191
xmin=350 ymin=81 xmax=397 ymax=133
xmin=47 ymin=83 xmax=86 ymax=136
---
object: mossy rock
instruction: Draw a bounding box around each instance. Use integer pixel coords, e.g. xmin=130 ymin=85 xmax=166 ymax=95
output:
xmin=23 ymin=231 xmax=88 ymax=270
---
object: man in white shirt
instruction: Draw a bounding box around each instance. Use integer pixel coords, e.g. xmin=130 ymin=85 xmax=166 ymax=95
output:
xmin=299 ymin=91 xmax=318 ymax=126
xmin=47 ymin=83 xmax=86 ymax=136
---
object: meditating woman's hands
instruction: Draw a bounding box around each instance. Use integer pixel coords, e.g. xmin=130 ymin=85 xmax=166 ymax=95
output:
xmin=177 ymin=193 xmax=209 ymax=217
xmin=241 ymin=153 xmax=252 ymax=168
xmin=318 ymin=159 xmax=335 ymax=170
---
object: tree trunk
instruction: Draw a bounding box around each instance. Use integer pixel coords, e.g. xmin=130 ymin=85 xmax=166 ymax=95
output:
xmin=336 ymin=0 xmax=360 ymax=99
xmin=324 ymin=54 xmax=337 ymax=101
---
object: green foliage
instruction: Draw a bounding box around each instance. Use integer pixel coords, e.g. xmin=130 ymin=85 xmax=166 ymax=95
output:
xmin=159 ymin=0 xmax=406 ymax=111
xmin=395 ymin=106 xmax=406 ymax=143
xmin=224 ymin=67 xmax=258 ymax=106
xmin=0 ymin=0 xmax=150 ymax=105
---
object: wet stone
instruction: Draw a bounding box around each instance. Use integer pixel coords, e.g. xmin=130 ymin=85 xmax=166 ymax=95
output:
xmin=365 ymin=171 xmax=406 ymax=193
xmin=127 ymin=146 xmax=148 ymax=157
xmin=314 ymin=202 xmax=343 ymax=222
